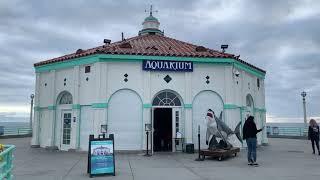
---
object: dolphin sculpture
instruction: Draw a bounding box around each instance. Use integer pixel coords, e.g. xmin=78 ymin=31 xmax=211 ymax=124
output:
xmin=205 ymin=109 xmax=242 ymax=149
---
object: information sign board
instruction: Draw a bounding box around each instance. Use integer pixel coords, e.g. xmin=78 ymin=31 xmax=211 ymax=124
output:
xmin=87 ymin=134 xmax=115 ymax=177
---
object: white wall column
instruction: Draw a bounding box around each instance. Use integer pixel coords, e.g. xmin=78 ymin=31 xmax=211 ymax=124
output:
xmin=224 ymin=66 xmax=234 ymax=125
xmin=142 ymin=70 xmax=151 ymax=150
xmin=72 ymin=66 xmax=80 ymax=149
xmin=48 ymin=70 xmax=56 ymax=148
xmin=185 ymin=72 xmax=192 ymax=143
xmin=184 ymin=108 xmax=192 ymax=143
xmin=92 ymin=62 xmax=106 ymax=137
xmin=31 ymin=73 xmax=41 ymax=147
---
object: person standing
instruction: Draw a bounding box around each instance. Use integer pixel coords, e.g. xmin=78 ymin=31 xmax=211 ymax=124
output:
xmin=308 ymin=119 xmax=320 ymax=155
xmin=242 ymin=116 xmax=263 ymax=166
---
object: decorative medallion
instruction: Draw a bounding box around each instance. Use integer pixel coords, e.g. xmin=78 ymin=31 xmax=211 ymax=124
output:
xmin=164 ymin=75 xmax=172 ymax=83
xmin=124 ymin=73 xmax=128 ymax=82
xmin=205 ymin=75 xmax=210 ymax=84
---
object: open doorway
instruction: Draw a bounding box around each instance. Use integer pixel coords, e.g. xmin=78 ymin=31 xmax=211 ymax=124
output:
xmin=153 ymin=108 xmax=172 ymax=152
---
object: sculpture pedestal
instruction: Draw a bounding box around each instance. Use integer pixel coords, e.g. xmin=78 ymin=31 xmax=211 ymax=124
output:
xmin=199 ymin=147 xmax=240 ymax=161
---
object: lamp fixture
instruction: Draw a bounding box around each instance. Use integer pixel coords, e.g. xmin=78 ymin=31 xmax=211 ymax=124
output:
xmin=221 ymin=44 xmax=228 ymax=53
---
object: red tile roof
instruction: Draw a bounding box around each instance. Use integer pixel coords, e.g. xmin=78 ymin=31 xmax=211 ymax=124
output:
xmin=34 ymin=34 xmax=265 ymax=73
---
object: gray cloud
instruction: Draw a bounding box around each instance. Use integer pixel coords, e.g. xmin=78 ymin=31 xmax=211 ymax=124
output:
xmin=0 ymin=0 xmax=319 ymax=122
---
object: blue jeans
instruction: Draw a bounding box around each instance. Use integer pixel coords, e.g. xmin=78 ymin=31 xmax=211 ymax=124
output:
xmin=246 ymin=138 xmax=257 ymax=163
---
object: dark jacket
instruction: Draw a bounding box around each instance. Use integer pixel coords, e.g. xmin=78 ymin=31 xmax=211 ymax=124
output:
xmin=308 ymin=126 xmax=319 ymax=140
xmin=242 ymin=118 xmax=262 ymax=140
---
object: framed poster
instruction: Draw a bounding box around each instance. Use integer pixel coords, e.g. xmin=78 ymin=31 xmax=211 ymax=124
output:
xmin=88 ymin=134 xmax=115 ymax=177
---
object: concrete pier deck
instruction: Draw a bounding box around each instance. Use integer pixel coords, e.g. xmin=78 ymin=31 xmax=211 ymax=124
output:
xmin=2 ymin=138 xmax=320 ymax=180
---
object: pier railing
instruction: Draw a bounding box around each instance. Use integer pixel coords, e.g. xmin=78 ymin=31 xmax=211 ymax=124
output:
xmin=0 ymin=127 xmax=31 ymax=136
xmin=0 ymin=145 xmax=15 ymax=180
xmin=267 ymin=126 xmax=308 ymax=137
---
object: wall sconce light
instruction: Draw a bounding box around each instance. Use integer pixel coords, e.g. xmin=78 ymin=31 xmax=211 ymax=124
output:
xmin=100 ymin=125 xmax=108 ymax=134
xmin=145 ymin=123 xmax=152 ymax=131
xmin=221 ymin=44 xmax=228 ymax=53
xmin=233 ymin=70 xmax=240 ymax=77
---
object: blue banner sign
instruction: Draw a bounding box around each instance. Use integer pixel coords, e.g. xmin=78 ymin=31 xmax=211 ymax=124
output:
xmin=143 ymin=60 xmax=193 ymax=72
xmin=90 ymin=140 xmax=114 ymax=175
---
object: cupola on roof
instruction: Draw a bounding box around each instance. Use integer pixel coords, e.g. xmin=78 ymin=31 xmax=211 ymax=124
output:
xmin=139 ymin=5 xmax=164 ymax=36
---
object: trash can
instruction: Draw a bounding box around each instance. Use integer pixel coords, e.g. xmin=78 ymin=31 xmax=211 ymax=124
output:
xmin=185 ymin=143 xmax=194 ymax=154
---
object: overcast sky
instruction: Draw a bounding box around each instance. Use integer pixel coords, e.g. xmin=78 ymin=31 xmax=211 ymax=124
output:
xmin=0 ymin=0 xmax=319 ymax=122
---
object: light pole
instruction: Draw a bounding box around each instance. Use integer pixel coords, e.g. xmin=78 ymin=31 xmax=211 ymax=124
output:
xmin=30 ymin=94 xmax=34 ymax=134
xmin=301 ymin=91 xmax=307 ymax=126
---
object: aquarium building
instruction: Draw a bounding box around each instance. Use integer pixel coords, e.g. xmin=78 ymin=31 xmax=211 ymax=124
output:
xmin=31 ymin=13 xmax=267 ymax=152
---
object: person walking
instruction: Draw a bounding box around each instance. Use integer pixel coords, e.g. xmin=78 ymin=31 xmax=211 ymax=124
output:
xmin=242 ymin=116 xmax=263 ymax=166
xmin=308 ymin=119 xmax=320 ymax=155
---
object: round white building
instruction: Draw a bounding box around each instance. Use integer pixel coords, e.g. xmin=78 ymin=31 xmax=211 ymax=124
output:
xmin=31 ymin=13 xmax=267 ymax=152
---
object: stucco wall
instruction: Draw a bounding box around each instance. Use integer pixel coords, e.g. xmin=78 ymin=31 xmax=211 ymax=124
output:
xmin=32 ymin=57 xmax=266 ymax=150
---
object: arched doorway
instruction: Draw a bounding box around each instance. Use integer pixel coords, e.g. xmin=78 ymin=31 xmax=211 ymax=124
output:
xmin=152 ymin=90 xmax=183 ymax=152
xmin=108 ymin=89 xmax=143 ymax=150
xmin=192 ymin=90 xmax=224 ymax=149
xmin=245 ymin=94 xmax=262 ymax=144
xmin=246 ymin=94 xmax=254 ymax=117
xmin=56 ymin=91 xmax=73 ymax=151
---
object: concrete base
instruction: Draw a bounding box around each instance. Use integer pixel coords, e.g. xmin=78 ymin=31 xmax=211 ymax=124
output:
xmin=68 ymin=148 xmax=77 ymax=152
xmin=45 ymin=146 xmax=59 ymax=151
xmin=30 ymin=145 xmax=40 ymax=148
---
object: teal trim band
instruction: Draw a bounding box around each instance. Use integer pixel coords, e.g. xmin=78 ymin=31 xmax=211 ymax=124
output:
xmin=91 ymin=103 xmax=108 ymax=108
xmin=223 ymin=104 xmax=240 ymax=109
xmin=99 ymin=54 xmax=234 ymax=63
xmin=139 ymin=29 xmax=164 ymax=36
xmin=240 ymin=106 xmax=247 ymax=111
xmin=80 ymin=104 xmax=91 ymax=107
xmin=35 ymin=54 xmax=265 ymax=78
xmin=39 ymin=107 xmax=48 ymax=110
xmin=184 ymin=104 xmax=192 ymax=108
xmin=34 ymin=106 xmax=40 ymax=111
xmin=254 ymin=107 xmax=266 ymax=112
xmin=72 ymin=104 xmax=81 ymax=109
xmin=143 ymin=104 xmax=152 ymax=108
xmin=35 ymin=55 xmax=99 ymax=73
xmin=48 ymin=105 xmax=56 ymax=110
xmin=234 ymin=62 xmax=265 ymax=79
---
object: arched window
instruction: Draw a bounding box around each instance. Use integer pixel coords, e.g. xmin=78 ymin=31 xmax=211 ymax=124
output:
xmin=152 ymin=91 xmax=181 ymax=106
xmin=59 ymin=92 xmax=73 ymax=104
xmin=246 ymin=94 xmax=253 ymax=107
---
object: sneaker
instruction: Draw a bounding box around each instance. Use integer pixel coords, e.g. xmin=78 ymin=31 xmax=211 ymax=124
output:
xmin=248 ymin=162 xmax=253 ymax=165
xmin=253 ymin=162 xmax=259 ymax=166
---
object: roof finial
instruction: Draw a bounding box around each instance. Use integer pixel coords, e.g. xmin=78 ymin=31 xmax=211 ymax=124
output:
xmin=145 ymin=5 xmax=158 ymax=16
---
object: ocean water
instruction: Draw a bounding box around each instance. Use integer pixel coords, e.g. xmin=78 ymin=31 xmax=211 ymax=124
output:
xmin=0 ymin=122 xmax=30 ymax=128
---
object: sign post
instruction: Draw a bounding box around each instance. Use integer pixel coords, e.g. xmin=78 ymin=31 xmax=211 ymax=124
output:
xmin=144 ymin=123 xmax=152 ymax=156
xmin=87 ymin=134 xmax=115 ymax=177
xmin=195 ymin=125 xmax=203 ymax=161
